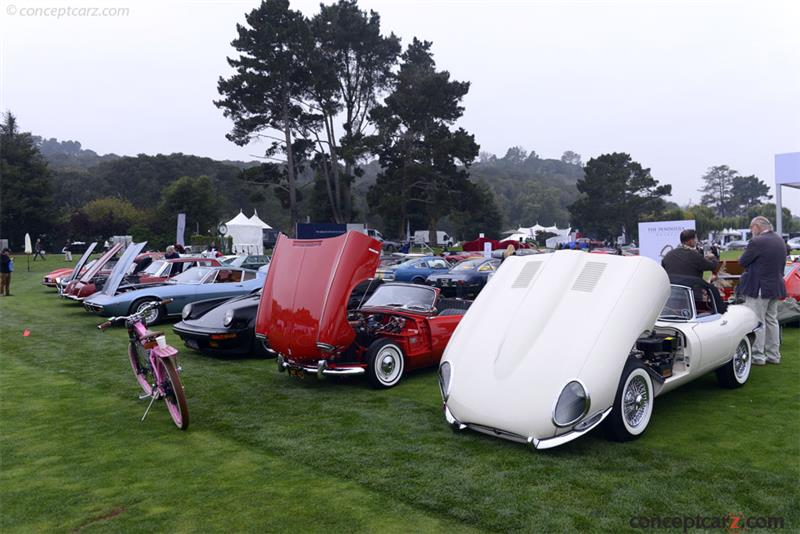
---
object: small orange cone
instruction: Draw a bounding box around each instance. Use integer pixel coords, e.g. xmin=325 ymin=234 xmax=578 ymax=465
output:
xmin=23 ymin=329 xmax=30 ymax=337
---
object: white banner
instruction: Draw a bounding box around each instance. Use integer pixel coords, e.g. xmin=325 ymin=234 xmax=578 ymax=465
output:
xmin=176 ymin=213 xmax=186 ymax=246
xmin=638 ymin=220 xmax=695 ymax=262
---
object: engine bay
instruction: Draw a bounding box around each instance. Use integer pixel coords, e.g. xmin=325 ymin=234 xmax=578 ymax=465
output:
xmin=350 ymin=312 xmax=411 ymax=336
xmin=633 ymin=327 xmax=688 ymax=380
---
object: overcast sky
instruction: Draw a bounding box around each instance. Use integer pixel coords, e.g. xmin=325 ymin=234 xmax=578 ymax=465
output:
xmin=2 ymin=0 xmax=798 ymax=213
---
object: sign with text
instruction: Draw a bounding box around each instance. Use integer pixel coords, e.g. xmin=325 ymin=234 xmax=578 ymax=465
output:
xmin=638 ymin=220 xmax=695 ymax=262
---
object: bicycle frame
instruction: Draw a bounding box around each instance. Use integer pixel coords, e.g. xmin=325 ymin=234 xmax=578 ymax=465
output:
xmin=128 ymin=320 xmax=180 ymax=389
xmin=100 ymin=298 xmax=188 ymax=429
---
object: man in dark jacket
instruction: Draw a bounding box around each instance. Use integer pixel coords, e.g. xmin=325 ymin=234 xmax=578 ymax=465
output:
xmin=738 ymin=216 xmax=787 ymax=365
xmin=662 ymin=229 xmax=719 ymax=278
xmin=662 ymin=229 xmax=725 ymax=312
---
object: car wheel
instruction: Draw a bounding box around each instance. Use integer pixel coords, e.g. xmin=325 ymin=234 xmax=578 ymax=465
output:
xmin=411 ymin=277 xmax=425 ymax=284
xmin=715 ymin=337 xmax=751 ymax=389
xmin=131 ymin=298 xmax=163 ymax=325
xmin=365 ymin=339 xmax=405 ymax=389
xmin=384 ymin=244 xmax=395 ymax=253
xmin=606 ymin=361 xmax=654 ymax=442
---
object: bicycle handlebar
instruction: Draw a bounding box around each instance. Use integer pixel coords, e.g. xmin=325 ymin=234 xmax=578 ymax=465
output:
xmin=96 ymin=298 xmax=172 ymax=330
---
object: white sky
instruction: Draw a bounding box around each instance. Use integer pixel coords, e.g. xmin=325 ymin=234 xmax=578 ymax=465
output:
xmin=1 ymin=0 xmax=798 ymax=213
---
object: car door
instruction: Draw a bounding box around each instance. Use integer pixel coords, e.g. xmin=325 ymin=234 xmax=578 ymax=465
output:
xmin=690 ymin=286 xmax=737 ymax=373
xmin=199 ymin=269 xmax=249 ymax=300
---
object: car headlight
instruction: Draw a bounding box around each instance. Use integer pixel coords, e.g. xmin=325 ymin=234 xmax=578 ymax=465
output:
xmin=181 ymin=304 xmax=192 ymax=320
xmin=438 ymin=361 xmax=452 ymax=401
xmin=223 ymin=309 xmax=235 ymax=327
xmin=553 ymin=380 xmax=590 ymax=427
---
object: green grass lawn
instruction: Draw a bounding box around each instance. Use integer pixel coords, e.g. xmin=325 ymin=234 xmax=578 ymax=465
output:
xmin=1 ymin=259 xmax=798 ymax=532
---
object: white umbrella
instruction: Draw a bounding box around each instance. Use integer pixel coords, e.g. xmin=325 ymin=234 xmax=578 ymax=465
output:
xmin=24 ymin=233 xmax=32 ymax=271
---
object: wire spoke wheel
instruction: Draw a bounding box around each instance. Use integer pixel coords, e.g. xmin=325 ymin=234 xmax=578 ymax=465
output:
xmin=623 ymin=375 xmax=650 ymax=429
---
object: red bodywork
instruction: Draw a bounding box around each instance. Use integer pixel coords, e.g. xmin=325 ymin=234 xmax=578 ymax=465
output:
xmin=255 ymin=232 xmax=467 ymax=380
xmin=785 ymin=262 xmax=800 ymax=300
xmin=42 ymin=267 xmax=76 ymax=287
xmin=715 ymin=259 xmax=800 ymax=301
xmin=462 ymin=237 xmax=529 ymax=252
xmin=63 ymin=243 xmax=124 ymax=300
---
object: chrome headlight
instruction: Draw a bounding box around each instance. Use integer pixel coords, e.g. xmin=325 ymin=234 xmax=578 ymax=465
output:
xmin=553 ymin=380 xmax=590 ymax=427
xmin=438 ymin=361 xmax=452 ymax=401
xmin=181 ymin=304 xmax=192 ymax=320
xmin=223 ymin=309 xmax=235 ymax=327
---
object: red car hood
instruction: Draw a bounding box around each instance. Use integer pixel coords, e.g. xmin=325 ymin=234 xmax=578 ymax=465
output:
xmin=255 ymin=231 xmax=382 ymax=361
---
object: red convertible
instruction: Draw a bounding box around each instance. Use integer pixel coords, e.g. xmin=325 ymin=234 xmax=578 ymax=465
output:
xmin=255 ymin=231 xmax=471 ymax=388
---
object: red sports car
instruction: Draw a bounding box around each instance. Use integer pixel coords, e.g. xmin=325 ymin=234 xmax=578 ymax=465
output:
xmin=784 ymin=261 xmax=800 ymax=300
xmin=63 ymin=243 xmax=124 ymax=300
xmin=255 ymin=231 xmax=471 ymax=388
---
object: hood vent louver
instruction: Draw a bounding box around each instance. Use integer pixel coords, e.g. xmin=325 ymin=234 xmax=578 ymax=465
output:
xmin=511 ymin=262 xmax=541 ymax=288
xmin=572 ymin=261 xmax=606 ymax=292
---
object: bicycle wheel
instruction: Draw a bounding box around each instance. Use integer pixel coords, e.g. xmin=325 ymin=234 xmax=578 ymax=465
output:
xmin=128 ymin=341 xmax=153 ymax=395
xmin=155 ymin=358 xmax=189 ymax=430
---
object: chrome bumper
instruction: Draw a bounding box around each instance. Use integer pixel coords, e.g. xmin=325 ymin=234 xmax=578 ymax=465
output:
xmin=444 ymin=404 xmax=613 ymax=450
xmin=277 ymin=356 xmax=365 ymax=378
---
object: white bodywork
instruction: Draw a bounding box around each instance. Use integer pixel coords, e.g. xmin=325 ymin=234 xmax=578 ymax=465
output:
xmin=440 ymin=250 xmax=759 ymax=449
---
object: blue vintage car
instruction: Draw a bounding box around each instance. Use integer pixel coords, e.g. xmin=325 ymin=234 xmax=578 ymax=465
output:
xmin=377 ymin=255 xmax=451 ymax=283
xmin=84 ymin=258 xmax=266 ymax=324
xmin=426 ymin=257 xmax=501 ymax=298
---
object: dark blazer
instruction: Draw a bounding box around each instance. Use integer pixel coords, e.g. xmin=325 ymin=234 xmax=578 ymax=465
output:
xmin=737 ymin=231 xmax=787 ymax=299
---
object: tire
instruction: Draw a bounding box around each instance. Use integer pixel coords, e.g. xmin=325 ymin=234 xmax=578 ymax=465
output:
xmin=156 ymin=358 xmax=189 ymax=430
xmin=715 ymin=337 xmax=751 ymax=389
xmin=411 ymin=277 xmax=425 ymax=284
xmin=131 ymin=298 xmax=163 ymax=325
xmin=365 ymin=339 xmax=405 ymax=389
xmin=605 ymin=361 xmax=654 ymax=442
xmin=128 ymin=341 xmax=154 ymax=395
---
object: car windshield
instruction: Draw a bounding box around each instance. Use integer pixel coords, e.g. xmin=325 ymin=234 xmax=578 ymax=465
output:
xmin=142 ymin=260 xmax=166 ymax=275
xmin=170 ymin=266 xmax=212 ymax=284
xmin=452 ymin=259 xmax=482 ymax=271
xmin=224 ymin=256 xmax=245 ymax=267
xmin=659 ymin=286 xmax=694 ymax=321
xmin=362 ymin=284 xmax=436 ymax=312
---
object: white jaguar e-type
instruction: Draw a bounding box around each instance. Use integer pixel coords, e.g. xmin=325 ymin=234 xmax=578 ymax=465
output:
xmin=439 ymin=250 xmax=760 ymax=449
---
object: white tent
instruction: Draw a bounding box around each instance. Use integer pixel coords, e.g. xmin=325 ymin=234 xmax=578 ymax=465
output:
xmin=249 ymin=209 xmax=272 ymax=230
xmin=224 ymin=210 xmax=263 ymax=255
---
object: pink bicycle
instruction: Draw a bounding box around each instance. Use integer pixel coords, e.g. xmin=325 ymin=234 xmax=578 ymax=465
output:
xmin=98 ymin=298 xmax=189 ymax=430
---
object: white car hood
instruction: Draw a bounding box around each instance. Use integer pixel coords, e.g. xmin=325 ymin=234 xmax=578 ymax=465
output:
xmin=443 ymin=250 xmax=670 ymax=441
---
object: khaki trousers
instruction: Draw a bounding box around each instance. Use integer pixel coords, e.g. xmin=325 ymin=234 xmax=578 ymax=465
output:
xmin=744 ymin=296 xmax=781 ymax=362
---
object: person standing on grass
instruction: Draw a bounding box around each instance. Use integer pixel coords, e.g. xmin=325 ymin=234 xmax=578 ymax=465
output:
xmin=33 ymin=238 xmax=46 ymax=261
xmin=737 ymin=216 xmax=786 ymax=365
xmin=0 ymin=248 xmax=13 ymax=296
xmin=62 ymin=240 xmax=72 ymax=261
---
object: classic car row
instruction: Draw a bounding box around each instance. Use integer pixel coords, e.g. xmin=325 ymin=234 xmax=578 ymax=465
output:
xmin=47 ymin=232 xmax=793 ymax=450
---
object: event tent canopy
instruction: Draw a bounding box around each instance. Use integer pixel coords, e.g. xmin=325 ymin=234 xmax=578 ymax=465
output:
xmin=224 ymin=210 xmax=263 ymax=255
xmin=249 ymin=209 xmax=272 ymax=230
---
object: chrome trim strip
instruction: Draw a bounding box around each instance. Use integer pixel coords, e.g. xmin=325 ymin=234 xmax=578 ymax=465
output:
xmin=533 ymin=407 xmax=612 ymax=450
